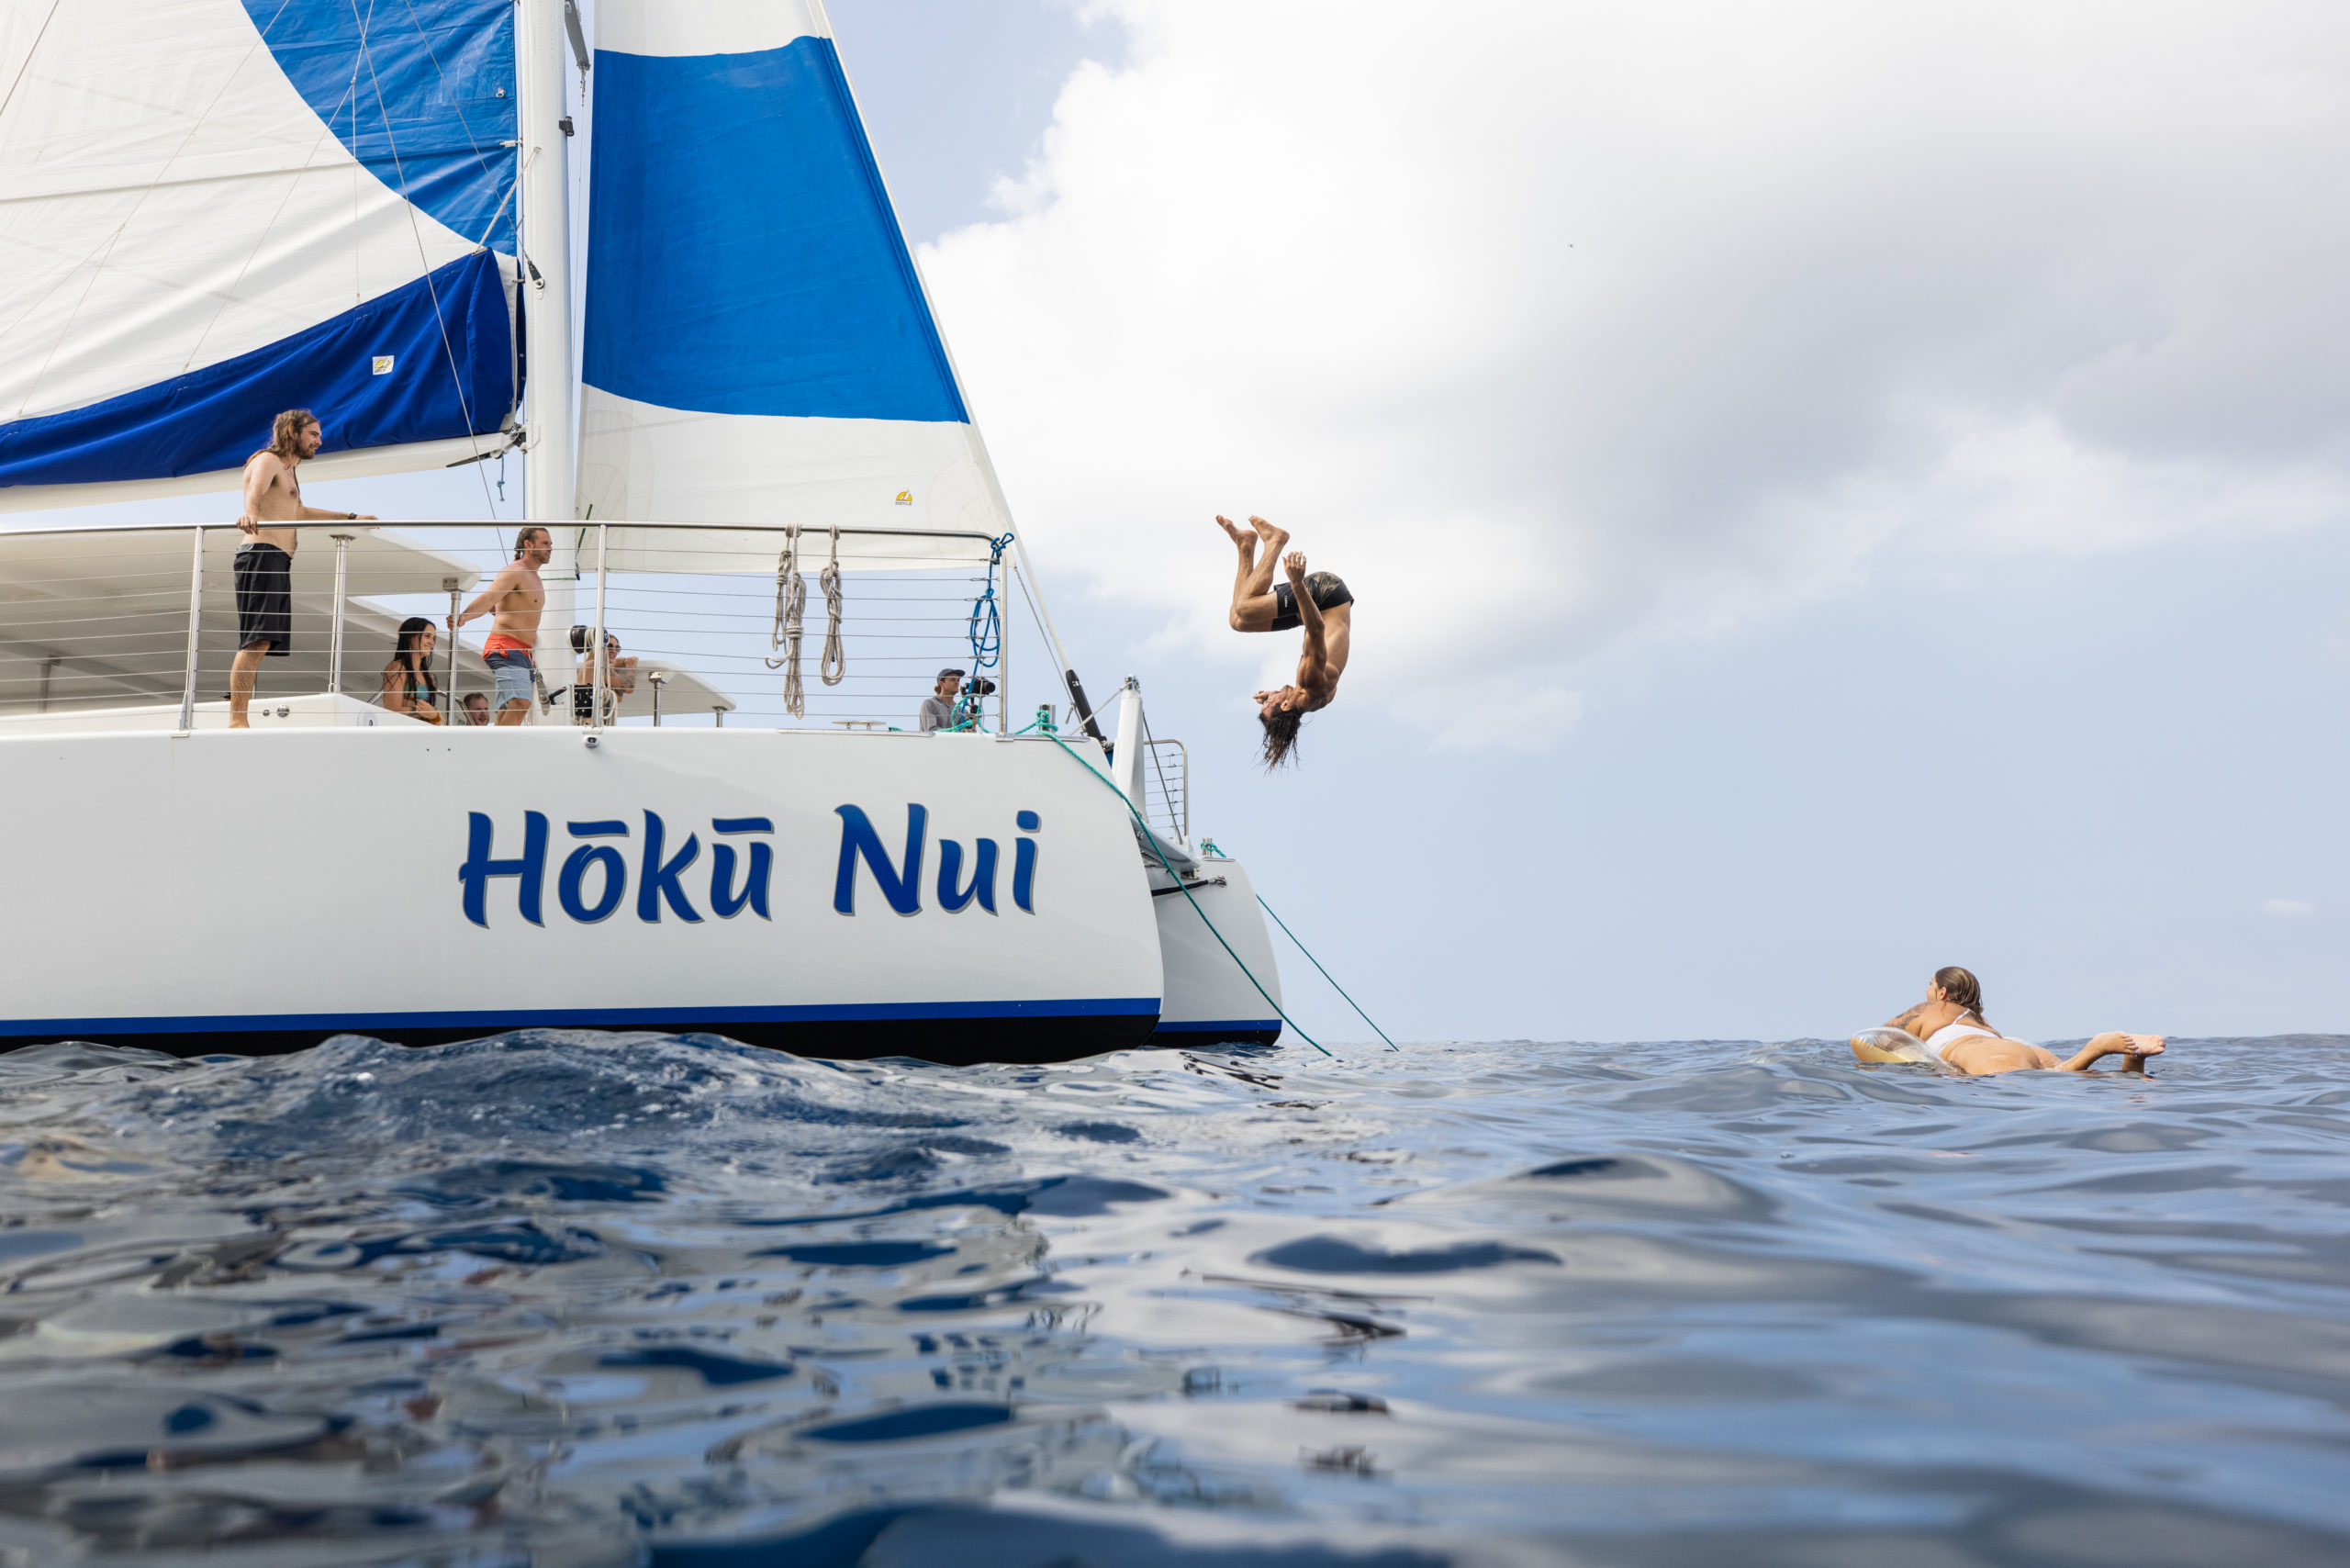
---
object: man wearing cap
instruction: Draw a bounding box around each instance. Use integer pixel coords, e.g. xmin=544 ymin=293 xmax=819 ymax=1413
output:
xmin=919 ymin=669 xmax=964 ymax=733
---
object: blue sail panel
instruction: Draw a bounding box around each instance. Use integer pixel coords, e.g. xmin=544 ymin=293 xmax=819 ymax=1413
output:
xmin=0 ymin=0 xmax=517 ymax=504
xmin=583 ymin=38 xmax=968 ymax=422
xmin=0 ymin=252 xmax=512 ymax=490
xmin=241 ymin=0 xmax=519 ymax=256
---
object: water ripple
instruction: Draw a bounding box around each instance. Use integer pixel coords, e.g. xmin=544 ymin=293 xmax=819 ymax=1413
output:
xmin=0 ymin=1032 xmax=2344 ymax=1563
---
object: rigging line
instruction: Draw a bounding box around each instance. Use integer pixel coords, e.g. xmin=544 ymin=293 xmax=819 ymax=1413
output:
xmin=766 ymin=526 xmax=807 ymax=717
xmin=6 ymin=0 xmax=294 ymax=415
xmin=472 ymin=176 xmax=519 ymax=249
xmin=1039 ymin=730 xmax=1329 ymax=1057
xmin=0 ymin=0 xmax=62 ymax=125
xmin=393 ymin=0 xmax=500 ymax=180
xmin=1013 ymin=566 xmax=1058 ymax=689
xmin=179 ymin=81 xmax=358 ymax=374
xmin=346 ymin=42 xmax=361 ymax=305
xmin=395 ymin=0 xmax=517 ymax=256
xmin=819 ymin=528 xmax=846 ymax=686
xmin=350 ymin=0 xmax=498 ymax=515
xmin=1253 ymin=891 xmax=1399 ymax=1050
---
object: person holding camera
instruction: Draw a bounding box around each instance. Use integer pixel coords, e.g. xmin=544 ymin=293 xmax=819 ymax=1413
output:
xmin=920 ymin=668 xmax=964 ymax=733
xmin=920 ymin=667 xmax=996 ymax=732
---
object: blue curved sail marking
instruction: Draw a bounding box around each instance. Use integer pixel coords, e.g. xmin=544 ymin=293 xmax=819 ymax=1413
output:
xmin=584 ymin=38 xmax=968 ymax=422
xmin=242 ymin=0 xmax=519 ymax=254
xmin=0 ymin=252 xmax=511 ymax=488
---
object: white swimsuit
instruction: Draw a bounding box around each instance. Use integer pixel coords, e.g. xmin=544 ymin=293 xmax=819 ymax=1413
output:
xmin=1923 ymin=1021 xmax=2002 ymax=1062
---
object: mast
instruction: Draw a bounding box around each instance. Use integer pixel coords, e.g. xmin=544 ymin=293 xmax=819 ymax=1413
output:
xmin=518 ymin=0 xmax=576 ymax=527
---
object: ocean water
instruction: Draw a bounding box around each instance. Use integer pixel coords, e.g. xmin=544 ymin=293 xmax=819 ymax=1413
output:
xmin=1 ymin=1033 xmax=2346 ymax=1568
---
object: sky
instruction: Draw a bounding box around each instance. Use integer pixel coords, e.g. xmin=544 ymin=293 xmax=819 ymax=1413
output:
xmin=12 ymin=1 xmax=2346 ymax=1045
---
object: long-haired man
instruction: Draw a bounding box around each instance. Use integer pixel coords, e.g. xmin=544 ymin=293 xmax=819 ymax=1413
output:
xmin=229 ymin=408 xmax=375 ymax=727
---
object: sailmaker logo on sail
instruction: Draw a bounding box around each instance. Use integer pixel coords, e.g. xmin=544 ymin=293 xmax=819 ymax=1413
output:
xmin=458 ymin=808 xmax=1044 ymax=928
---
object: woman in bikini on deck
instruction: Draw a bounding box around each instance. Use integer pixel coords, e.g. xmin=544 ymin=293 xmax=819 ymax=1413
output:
xmin=1853 ymin=966 xmax=2166 ymax=1075
xmin=1215 ymin=515 xmax=1353 ymax=768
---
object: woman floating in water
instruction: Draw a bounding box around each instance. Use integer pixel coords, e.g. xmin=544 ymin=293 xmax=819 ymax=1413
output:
xmin=1852 ymin=967 xmax=2165 ymax=1075
xmin=1215 ymin=514 xmax=1353 ymax=768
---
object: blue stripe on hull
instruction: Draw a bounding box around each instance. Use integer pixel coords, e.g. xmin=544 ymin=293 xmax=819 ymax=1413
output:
xmin=583 ymin=38 xmax=967 ymax=422
xmin=1150 ymin=1019 xmax=1284 ymax=1034
xmin=0 ymin=252 xmax=512 ymax=489
xmin=0 ymin=996 xmax=1159 ymax=1039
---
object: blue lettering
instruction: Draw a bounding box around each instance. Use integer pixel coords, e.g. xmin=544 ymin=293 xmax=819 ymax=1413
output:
xmin=1013 ymin=837 xmax=1038 ymax=913
xmin=935 ymin=838 xmax=999 ymax=913
xmin=636 ymin=811 xmax=703 ymax=924
xmin=1012 ymin=809 xmax=1041 ymax=913
xmin=459 ymin=811 xmax=547 ymax=927
xmin=834 ymin=804 xmax=925 ymax=915
xmin=560 ymin=845 xmax=628 ymax=923
xmin=711 ymin=818 xmax=774 ymax=920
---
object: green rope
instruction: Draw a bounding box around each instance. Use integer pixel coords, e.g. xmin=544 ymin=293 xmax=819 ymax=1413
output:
xmin=1254 ymin=892 xmax=1399 ymax=1050
xmin=1039 ymin=732 xmax=1331 ymax=1056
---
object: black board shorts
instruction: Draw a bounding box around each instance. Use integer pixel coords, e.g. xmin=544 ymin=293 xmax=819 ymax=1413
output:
xmin=233 ymin=543 xmax=293 ymax=655
xmin=1270 ymin=570 xmax=1354 ymax=633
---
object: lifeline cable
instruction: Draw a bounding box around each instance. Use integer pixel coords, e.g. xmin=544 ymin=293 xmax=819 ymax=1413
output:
xmin=819 ymin=527 xmax=845 ymax=686
xmin=1038 ymin=728 xmax=1332 ymax=1057
xmin=1253 ymin=891 xmax=1399 ymax=1050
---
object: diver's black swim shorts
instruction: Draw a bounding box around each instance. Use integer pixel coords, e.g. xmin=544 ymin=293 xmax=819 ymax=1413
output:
xmin=233 ymin=542 xmax=293 ymax=655
xmin=1270 ymin=570 xmax=1353 ymax=633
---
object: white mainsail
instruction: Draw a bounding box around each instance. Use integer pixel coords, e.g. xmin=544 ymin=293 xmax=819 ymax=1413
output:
xmin=0 ymin=0 xmax=521 ymax=512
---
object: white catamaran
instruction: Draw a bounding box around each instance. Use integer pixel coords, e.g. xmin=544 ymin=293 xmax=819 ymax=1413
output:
xmin=0 ymin=0 xmax=1286 ymax=1063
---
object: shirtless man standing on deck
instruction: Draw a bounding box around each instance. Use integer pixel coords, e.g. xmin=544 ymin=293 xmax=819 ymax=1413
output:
xmin=449 ymin=526 xmax=552 ymax=725
xmin=1215 ymin=514 xmax=1353 ymax=768
xmin=229 ymin=408 xmax=375 ymax=727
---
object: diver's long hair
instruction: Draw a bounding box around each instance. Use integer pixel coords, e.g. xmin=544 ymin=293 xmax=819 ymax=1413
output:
xmin=392 ymin=616 xmax=439 ymax=707
xmin=1934 ymin=966 xmax=1991 ymax=1032
xmin=1259 ymin=705 xmax=1304 ymax=770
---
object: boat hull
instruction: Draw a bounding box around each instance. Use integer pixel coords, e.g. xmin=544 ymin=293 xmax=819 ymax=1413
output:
xmin=0 ymin=726 xmax=1167 ymax=1064
xmin=1149 ymin=857 xmax=1284 ymax=1047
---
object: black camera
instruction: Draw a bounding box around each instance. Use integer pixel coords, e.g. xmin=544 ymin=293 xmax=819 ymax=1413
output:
xmin=961 ymin=677 xmax=997 ymax=698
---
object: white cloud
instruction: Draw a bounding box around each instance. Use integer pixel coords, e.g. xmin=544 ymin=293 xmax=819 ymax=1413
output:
xmin=922 ymin=1 xmax=2350 ymax=750
xmin=2263 ymin=899 xmax=2317 ymax=918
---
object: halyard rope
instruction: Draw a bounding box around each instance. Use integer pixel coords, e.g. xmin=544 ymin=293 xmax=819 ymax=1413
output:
xmin=955 ymin=532 xmax=1015 ymax=731
xmin=767 ymin=525 xmax=806 ymax=715
xmin=819 ymin=526 xmax=845 ymax=687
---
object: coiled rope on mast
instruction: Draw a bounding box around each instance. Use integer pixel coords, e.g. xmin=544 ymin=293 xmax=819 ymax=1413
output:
xmin=819 ymin=526 xmax=845 ymax=687
xmin=766 ymin=525 xmax=807 ymax=715
xmin=952 ymin=532 xmax=1016 ymax=730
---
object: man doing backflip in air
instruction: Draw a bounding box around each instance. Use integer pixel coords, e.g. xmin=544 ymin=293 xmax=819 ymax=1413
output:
xmin=1216 ymin=514 xmax=1352 ymax=767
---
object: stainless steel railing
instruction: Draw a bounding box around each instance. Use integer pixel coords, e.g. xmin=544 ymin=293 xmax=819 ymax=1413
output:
xmin=0 ymin=519 xmax=1026 ymax=734
xmin=1141 ymin=737 xmax=1189 ymax=845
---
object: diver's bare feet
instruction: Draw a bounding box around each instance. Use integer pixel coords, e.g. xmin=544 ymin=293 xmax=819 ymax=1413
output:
xmin=1249 ymin=515 xmax=1289 ymax=554
xmin=1216 ymin=515 xmax=1255 ymax=556
xmin=2119 ymin=1034 xmax=2165 ymax=1072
